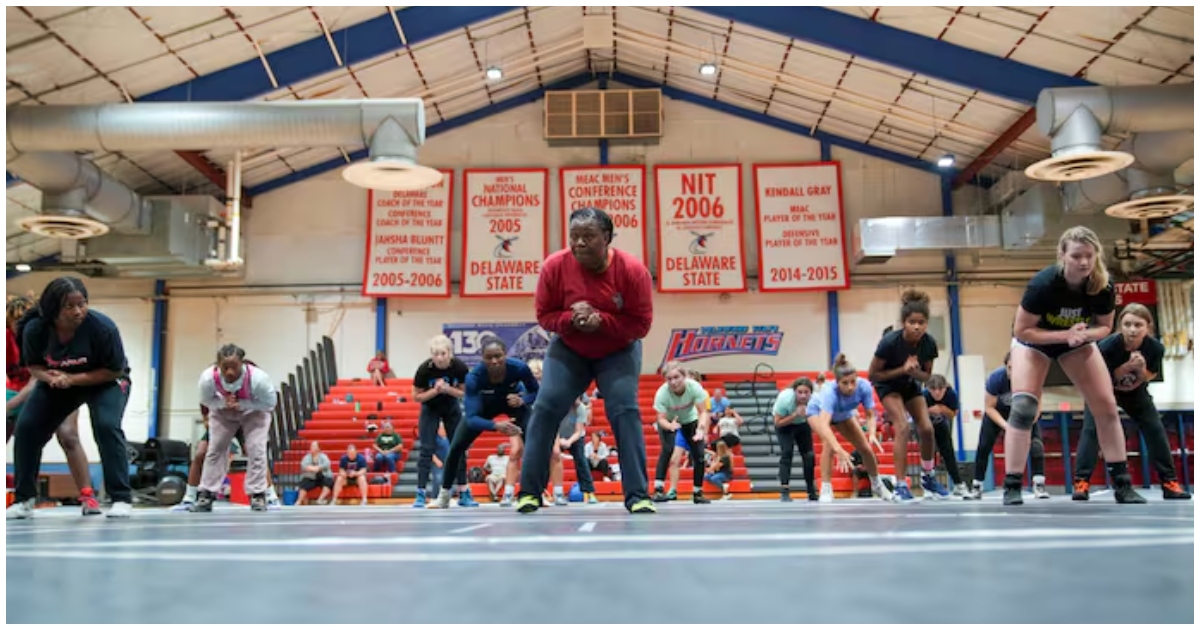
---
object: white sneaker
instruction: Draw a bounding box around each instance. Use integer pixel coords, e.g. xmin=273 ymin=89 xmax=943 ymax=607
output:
xmin=952 ymin=482 xmax=970 ymax=498
xmin=873 ymin=482 xmax=895 ymax=503
xmin=107 ymin=502 xmax=133 ymax=518
xmin=436 ymin=489 xmax=452 ymax=509
xmin=266 ymin=498 xmax=282 ymax=511
xmin=499 ymin=493 xmax=513 ymax=508
xmin=819 ymin=485 xmax=833 ymax=503
xmin=554 ymin=494 xmax=568 ymax=507
xmin=171 ymin=501 xmax=195 ymax=512
xmin=7 ymin=498 xmax=35 ymax=519
xmin=969 ymin=481 xmax=983 ymax=500
xmin=1032 ymin=475 xmax=1050 ymax=499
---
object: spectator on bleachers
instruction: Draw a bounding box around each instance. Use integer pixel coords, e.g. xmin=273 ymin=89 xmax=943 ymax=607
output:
xmin=331 ymin=444 xmax=369 ymax=506
xmin=367 ymin=350 xmax=391 ymax=387
xmin=585 ymin=431 xmax=613 ymax=481
xmin=484 ymin=443 xmax=510 ymax=501
xmin=372 ymin=421 xmax=404 ymax=473
xmin=297 ymin=441 xmax=333 ymax=505
xmin=704 ymin=441 xmax=734 ymax=500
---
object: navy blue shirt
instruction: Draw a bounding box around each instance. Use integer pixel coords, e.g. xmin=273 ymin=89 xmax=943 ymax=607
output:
xmin=984 ymin=367 xmax=1012 ymax=417
xmin=923 ymin=386 xmax=959 ymax=425
xmin=1098 ymin=333 xmax=1164 ymax=394
xmin=413 ymin=357 xmax=469 ymax=410
xmin=1020 ymin=265 xmax=1115 ymax=332
xmin=464 ymin=358 xmax=539 ymax=419
xmin=339 ymin=454 xmax=368 ymax=474
xmin=873 ymin=329 xmax=938 ymax=389
xmin=21 ymin=310 xmax=129 ymax=378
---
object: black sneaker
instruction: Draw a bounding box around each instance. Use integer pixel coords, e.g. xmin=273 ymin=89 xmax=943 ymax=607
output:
xmin=807 ymin=489 xmax=820 ymax=502
xmin=1071 ymin=480 xmax=1090 ymax=501
xmin=1003 ymin=478 xmax=1024 ymax=506
xmin=1112 ymin=475 xmax=1147 ymax=504
xmin=693 ymin=491 xmax=711 ymax=505
xmin=189 ymin=490 xmax=215 ymax=513
xmin=780 ymin=489 xmax=792 ymax=502
xmin=250 ymin=493 xmax=267 ymax=512
xmin=1162 ymin=481 xmax=1191 ymax=500
xmin=652 ymin=490 xmax=670 ymax=503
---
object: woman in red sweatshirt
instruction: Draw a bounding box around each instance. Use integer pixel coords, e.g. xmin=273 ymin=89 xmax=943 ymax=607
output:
xmin=514 ymin=207 xmax=656 ymax=515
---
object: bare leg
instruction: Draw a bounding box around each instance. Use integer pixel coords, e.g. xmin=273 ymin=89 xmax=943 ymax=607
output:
xmin=356 ymin=475 xmax=369 ymax=504
xmin=331 ymin=473 xmax=347 ymax=503
xmin=1005 ymin=345 xmax=1050 ymax=476
xmin=54 ymin=411 xmax=93 ymax=494
xmin=882 ymin=395 xmax=912 ymax=486
xmin=506 ymin=436 xmax=524 ymax=495
xmin=668 ymin=446 xmax=685 ymax=493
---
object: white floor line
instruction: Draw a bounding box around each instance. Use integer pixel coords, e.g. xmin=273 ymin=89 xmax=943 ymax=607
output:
xmin=448 ymin=523 xmax=492 ymax=534
xmin=578 ymin=522 xmax=596 ymax=532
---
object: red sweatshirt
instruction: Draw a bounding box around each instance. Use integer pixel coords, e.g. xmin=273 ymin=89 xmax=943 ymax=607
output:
xmin=7 ymin=328 xmax=30 ymax=391
xmin=536 ymin=248 xmax=654 ymax=360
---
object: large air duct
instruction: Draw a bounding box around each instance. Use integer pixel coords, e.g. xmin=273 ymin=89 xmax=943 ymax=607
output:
xmin=6 ymin=150 xmax=150 ymax=239
xmin=6 ymin=99 xmax=440 ymax=191
xmin=1025 ymin=83 xmax=1193 ymax=182
xmin=1061 ymin=130 xmax=1194 ymax=220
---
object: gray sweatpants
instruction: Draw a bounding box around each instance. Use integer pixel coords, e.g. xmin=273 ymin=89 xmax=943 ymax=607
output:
xmin=201 ymin=409 xmax=271 ymax=495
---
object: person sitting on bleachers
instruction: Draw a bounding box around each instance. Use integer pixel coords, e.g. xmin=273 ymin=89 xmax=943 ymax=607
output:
xmin=585 ymin=431 xmax=613 ymax=481
xmin=484 ymin=443 xmax=510 ymax=502
xmin=367 ymin=350 xmax=392 ymax=387
xmin=297 ymin=441 xmax=333 ymax=505
xmin=331 ymin=444 xmax=369 ymax=506
xmin=372 ymin=421 xmax=404 ymax=473
xmin=704 ymin=440 xmax=734 ymax=500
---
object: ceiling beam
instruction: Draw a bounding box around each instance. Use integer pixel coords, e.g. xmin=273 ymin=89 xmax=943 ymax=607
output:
xmin=139 ymin=7 xmax=520 ymax=103
xmin=174 ymin=150 xmax=253 ymax=209
xmin=952 ymin=108 xmax=1036 ymax=189
xmin=694 ymin=7 xmax=1092 ymax=103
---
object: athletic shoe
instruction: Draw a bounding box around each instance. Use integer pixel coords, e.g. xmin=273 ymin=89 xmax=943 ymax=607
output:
xmin=107 ymin=502 xmax=133 ymax=518
xmin=1071 ymin=480 xmax=1090 ymax=501
xmin=79 ymin=488 xmax=102 ymax=516
xmin=435 ymin=489 xmax=452 ymax=509
xmin=1032 ymin=477 xmax=1050 ymax=499
xmin=189 ymin=491 xmax=215 ymax=513
xmin=952 ymin=482 xmax=970 ymax=499
xmin=1112 ymin=476 xmax=1146 ymax=504
xmin=894 ymin=483 xmax=916 ymax=503
xmin=629 ymin=499 xmax=656 ymax=514
xmin=692 ymin=491 xmax=710 ymax=505
xmin=515 ymin=495 xmax=540 ymax=514
xmin=412 ymin=489 xmax=427 ymax=508
xmin=1002 ymin=478 xmax=1023 ymax=506
xmin=250 ymin=493 xmax=268 ymax=512
xmin=171 ymin=501 xmax=195 ymax=512
xmin=968 ymin=481 xmax=983 ymax=500
xmin=266 ymin=496 xmax=282 ymax=511
xmin=499 ymin=493 xmax=513 ymax=508
xmin=1162 ymin=481 xmax=1191 ymax=500
xmin=458 ymin=488 xmax=480 ymax=507
xmin=780 ymin=489 xmax=792 ymax=502
xmin=652 ymin=490 xmax=670 ymax=503
xmin=872 ymin=481 xmax=894 ymax=502
xmin=818 ymin=490 xmax=833 ymax=503
xmin=6 ymin=498 xmax=35 ymax=519
xmin=920 ymin=473 xmax=950 ymax=500
xmin=665 ymin=488 xmax=677 ymax=501
xmin=585 ymin=493 xmax=599 ymax=504
xmin=554 ymin=494 xmax=568 ymax=507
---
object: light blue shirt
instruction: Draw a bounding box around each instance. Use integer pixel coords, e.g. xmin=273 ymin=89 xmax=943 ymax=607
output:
xmin=772 ymin=389 xmax=807 ymax=424
xmin=806 ymin=378 xmax=874 ymax=423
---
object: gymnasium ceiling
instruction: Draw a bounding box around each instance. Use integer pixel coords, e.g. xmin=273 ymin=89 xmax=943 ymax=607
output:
xmin=6 ymin=5 xmax=1195 ymax=262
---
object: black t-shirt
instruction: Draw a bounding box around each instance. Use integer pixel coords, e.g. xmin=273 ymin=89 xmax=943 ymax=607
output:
xmin=413 ymin=357 xmax=469 ymax=409
xmin=923 ymin=386 xmax=959 ymax=424
xmin=873 ymin=329 xmax=939 ymax=388
xmin=1098 ymin=333 xmax=1164 ymax=394
xmin=21 ymin=310 xmax=129 ymax=379
xmin=1020 ymin=265 xmax=1115 ymax=332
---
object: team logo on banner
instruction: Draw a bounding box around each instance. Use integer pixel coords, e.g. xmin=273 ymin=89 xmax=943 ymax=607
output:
xmin=655 ymin=164 xmax=747 ymax=293
xmin=661 ymin=325 xmax=785 ymax=365
xmin=461 ymin=169 xmax=548 ymax=297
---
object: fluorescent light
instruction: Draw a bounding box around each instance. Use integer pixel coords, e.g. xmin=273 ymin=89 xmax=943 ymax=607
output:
xmin=699 ymin=62 xmax=717 ymax=76
xmin=485 ymin=66 xmax=503 ymax=80
xmin=937 ymin=153 xmax=956 ymax=168
xmin=14 ymin=263 xmax=31 ymax=272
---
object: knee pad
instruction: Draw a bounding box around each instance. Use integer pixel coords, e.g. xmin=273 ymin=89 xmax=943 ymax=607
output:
xmin=1008 ymin=393 xmax=1040 ymax=430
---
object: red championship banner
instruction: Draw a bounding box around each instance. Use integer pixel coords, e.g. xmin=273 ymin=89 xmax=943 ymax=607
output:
xmin=654 ymin=164 xmax=747 ymax=293
xmin=559 ymin=165 xmax=647 ymax=262
xmin=753 ymin=162 xmax=850 ymax=292
xmin=461 ymin=168 xmax=548 ymax=297
xmin=362 ymin=169 xmax=453 ymax=297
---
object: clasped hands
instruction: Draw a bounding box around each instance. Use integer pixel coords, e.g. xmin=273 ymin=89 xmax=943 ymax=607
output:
xmin=571 ymin=301 xmax=602 ymax=333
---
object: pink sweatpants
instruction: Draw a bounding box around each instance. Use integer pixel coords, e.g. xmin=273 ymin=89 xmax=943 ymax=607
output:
xmin=200 ymin=409 xmax=271 ymax=496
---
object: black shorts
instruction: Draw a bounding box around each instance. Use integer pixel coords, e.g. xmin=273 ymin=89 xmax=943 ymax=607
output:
xmin=1016 ymin=339 xmax=1093 ymax=360
xmin=719 ymin=434 xmax=741 ymax=448
xmin=299 ymin=474 xmax=333 ymax=491
xmin=874 ymin=379 xmax=922 ymax=402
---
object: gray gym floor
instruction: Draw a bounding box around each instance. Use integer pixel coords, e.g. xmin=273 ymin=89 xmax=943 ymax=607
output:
xmin=7 ymin=492 xmax=1194 ymax=624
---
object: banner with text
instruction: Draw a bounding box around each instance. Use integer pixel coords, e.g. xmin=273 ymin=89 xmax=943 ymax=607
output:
xmin=655 ymin=164 xmax=747 ymax=293
xmin=442 ymin=322 xmax=550 ymax=369
xmin=659 ymin=325 xmax=785 ymax=368
xmin=559 ymin=165 xmax=647 ymax=263
xmin=362 ymin=170 xmax=453 ymax=297
xmin=753 ymin=162 xmax=850 ymax=292
xmin=461 ymin=169 xmax=548 ymax=297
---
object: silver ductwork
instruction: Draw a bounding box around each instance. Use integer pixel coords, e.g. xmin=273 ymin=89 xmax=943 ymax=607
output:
xmin=1025 ymin=83 xmax=1194 ymax=182
xmin=854 ymin=216 xmax=1002 ymax=263
xmin=1060 ymin=130 xmax=1194 ymax=219
xmin=6 ymin=99 xmax=440 ymax=191
xmin=7 ymin=150 xmax=150 ymax=239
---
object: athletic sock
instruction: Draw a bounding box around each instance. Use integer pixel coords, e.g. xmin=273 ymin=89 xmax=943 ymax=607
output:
xmin=553 ymin=485 xmax=563 ymax=497
xmin=504 ymin=484 xmax=514 ymax=497
xmin=183 ymin=485 xmax=198 ymax=503
xmin=921 ymin=459 xmax=935 ymax=473
xmin=822 ymin=482 xmax=833 ymax=494
xmin=265 ymin=486 xmax=279 ymax=502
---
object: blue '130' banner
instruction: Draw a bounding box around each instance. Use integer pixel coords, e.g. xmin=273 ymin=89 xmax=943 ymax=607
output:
xmin=442 ymin=322 xmax=551 ymax=369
